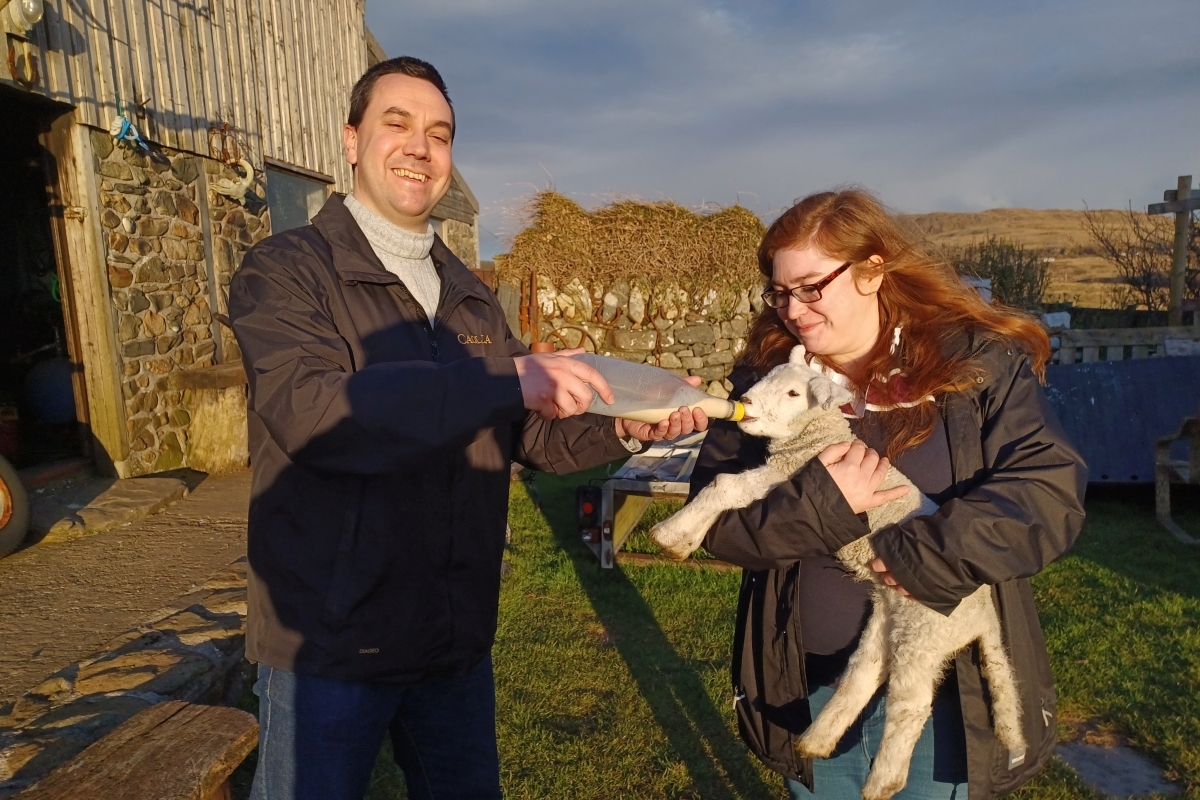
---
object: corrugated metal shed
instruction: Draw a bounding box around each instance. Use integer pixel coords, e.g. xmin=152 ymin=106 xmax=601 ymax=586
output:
xmin=1043 ymin=356 xmax=1200 ymax=482
xmin=8 ymin=0 xmax=366 ymax=190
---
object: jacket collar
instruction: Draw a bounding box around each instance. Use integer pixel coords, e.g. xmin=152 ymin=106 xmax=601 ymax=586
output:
xmin=312 ymin=193 xmax=492 ymax=308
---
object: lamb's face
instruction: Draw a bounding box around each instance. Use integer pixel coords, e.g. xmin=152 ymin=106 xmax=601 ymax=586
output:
xmin=737 ymin=358 xmax=853 ymax=439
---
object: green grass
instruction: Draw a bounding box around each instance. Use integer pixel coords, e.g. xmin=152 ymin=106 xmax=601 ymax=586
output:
xmin=1019 ymin=487 xmax=1200 ymax=800
xmin=233 ymin=478 xmax=1200 ymax=800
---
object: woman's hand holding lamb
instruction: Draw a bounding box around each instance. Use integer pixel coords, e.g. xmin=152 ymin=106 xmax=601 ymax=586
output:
xmin=818 ymin=439 xmax=909 ymax=514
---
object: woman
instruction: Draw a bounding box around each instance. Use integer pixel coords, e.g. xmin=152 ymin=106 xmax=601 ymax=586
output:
xmin=692 ymin=189 xmax=1086 ymax=800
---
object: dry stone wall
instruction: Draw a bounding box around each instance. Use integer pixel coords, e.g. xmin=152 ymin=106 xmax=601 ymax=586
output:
xmin=517 ymin=276 xmax=768 ymax=399
xmin=92 ymin=132 xmax=268 ymax=476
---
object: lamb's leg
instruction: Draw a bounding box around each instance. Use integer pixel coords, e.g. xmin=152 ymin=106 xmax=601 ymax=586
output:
xmin=796 ymin=590 xmax=890 ymax=758
xmin=650 ymin=465 xmax=786 ymax=559
xmin=977 ymin=604 xmax=1027 ymax=757
xmin=861 ymin=648 xmax=945 ymax=800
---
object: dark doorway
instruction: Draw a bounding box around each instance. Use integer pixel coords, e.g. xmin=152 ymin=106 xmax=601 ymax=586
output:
xmin=0 ymin=89 xmax=83 ymax=468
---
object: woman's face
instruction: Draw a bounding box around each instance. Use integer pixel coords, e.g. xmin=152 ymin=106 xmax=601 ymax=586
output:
xmin=772 ymin=244 xmax=884 ymax=371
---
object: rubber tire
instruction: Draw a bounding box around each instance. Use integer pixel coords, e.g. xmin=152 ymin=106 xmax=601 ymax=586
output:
xmin=0 ymin=455 xmax=30 ymax=559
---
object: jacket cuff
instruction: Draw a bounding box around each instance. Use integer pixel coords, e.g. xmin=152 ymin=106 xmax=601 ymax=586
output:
xmin=589 ymin=413 xmax=640 ymax=459
xmin=481 ymin=356 xmax=529 ymax=423
xmin=797 ymin=460 xmax=870 ymax=553
xmin=873 ymin=531 xmax=961 ymax=617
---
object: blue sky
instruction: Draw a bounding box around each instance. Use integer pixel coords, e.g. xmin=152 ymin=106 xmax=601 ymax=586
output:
xmin=365 ymin=1 xmax=1200 ymax=259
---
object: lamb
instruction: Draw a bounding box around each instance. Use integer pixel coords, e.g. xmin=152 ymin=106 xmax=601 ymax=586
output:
xmin=649 ymin=345 xmax=1025 ymax=800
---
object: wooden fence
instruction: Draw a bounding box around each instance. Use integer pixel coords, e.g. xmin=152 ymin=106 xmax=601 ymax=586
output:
xmin=1054 ymin=325 xmax=1200 ymax=364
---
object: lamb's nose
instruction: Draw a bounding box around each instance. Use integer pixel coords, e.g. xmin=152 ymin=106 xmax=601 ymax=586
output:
xmin=742 ymin=397 xmax=753 ymax=405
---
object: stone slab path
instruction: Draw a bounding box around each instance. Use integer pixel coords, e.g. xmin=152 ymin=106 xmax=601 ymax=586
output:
xmin=0 ymin=470 xmax=250 ymax=708
xmin=28 ymin=473 xmax=191 ymax=542
xmin=1057 ymin=742 xmax=1182 ymax=797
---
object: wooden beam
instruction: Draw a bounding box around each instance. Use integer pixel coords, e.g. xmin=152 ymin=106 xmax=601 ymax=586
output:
xmin=263 ymin=156 xmax=334 ymax=186
xmin=166 ymin=363 xmax=247 ymax=391
xmin=615 ymin=552 xmax=740 ymax=572
xmin=1147 ymin=195 xmax=1200 ymax=215
xmin=18 ymin=701 xmax=258 ymax=800
xmin=1059 ymin=326 xmax=1200 ymax=348
xmin=44 ymin=118 xmax=129 ymax=477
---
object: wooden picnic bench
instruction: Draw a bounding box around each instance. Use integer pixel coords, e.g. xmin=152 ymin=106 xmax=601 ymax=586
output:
xmin=18 ymin=701 xmax=257 ymax=800
xmin=1055 ymin=325 xmax=1200 ymax=364
xmin=1156 ymin=407 xmax=1200 ymax=544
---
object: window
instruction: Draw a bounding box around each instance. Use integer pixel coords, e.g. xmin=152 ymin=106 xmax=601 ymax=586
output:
xmin=265 ymin=164 xmax=330 ymax=233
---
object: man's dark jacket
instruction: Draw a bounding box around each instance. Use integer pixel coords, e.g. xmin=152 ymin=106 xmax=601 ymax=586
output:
xmin=694 ymin=335 xmax=1086 ymax=800
xmin=229 ymin=194 xmax=630 ymax=683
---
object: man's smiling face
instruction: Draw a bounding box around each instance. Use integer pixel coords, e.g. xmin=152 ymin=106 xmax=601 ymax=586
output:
xmin=343 ymin=73 xmax=454 ymax=232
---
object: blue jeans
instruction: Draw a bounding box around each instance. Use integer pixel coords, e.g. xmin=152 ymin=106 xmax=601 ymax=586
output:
xmin=786 ymin=683 xmax=968 ymax=800
xmin=249 ymin=656 xmax=501 ymax=800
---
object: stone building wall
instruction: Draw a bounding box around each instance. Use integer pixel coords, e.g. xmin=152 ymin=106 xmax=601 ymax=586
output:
xmin=522 ymin=276 xmax=767 ymax=399
xmin=204 ymin=160 xmax=272 ymax=364
xmin=92 ymin=131 xmax=268 ymax=476
xmin=440 ymin=218 xmax=478 ymax=269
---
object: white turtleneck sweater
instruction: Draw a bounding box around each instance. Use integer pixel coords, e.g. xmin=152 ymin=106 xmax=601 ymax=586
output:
xmin=344 ymin=193 xmax=442 ymax=326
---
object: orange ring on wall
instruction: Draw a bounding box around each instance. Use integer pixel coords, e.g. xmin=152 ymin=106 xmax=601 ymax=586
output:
xmin=7 ymin=43 xmax=40 ymax=89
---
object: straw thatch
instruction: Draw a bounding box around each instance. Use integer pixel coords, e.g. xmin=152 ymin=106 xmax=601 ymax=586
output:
xmin=496 ymin=192 xmax=765 ymax=300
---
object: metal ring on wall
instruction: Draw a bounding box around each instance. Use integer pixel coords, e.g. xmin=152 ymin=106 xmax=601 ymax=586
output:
xmin=7 ymin=43 xmax=39 ymax=89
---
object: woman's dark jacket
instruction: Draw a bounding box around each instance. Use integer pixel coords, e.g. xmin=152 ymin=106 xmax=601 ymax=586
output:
xmin=695 ymin=334 xmax=1086 ymax=799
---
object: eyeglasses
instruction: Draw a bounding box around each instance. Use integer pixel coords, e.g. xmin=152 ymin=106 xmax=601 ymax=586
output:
xmin=761 ymin=261 xmax=852 ymax=308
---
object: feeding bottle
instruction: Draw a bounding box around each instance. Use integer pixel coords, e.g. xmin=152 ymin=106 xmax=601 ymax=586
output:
xmin=573 ymin=353 xmax=744 ymax=424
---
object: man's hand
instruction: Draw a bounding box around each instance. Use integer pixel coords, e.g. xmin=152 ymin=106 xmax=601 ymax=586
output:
xmin=614 ymin=375 xmax=711 ymax=442
xmin=615 ymin=406 xmax=710 ymax=442
xmin=515 ymin=348 xmax=614 ymax=420
xmin=817 ymin=439 xmax=909 ymax=514
xmin=869 ymin=557 xmax=911 ymax=596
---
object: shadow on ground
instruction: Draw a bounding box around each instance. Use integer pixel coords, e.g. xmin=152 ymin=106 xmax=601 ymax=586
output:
xmin=533 ymin=471 xmax=774 ymax=800
xmin=1070 ymin=483 xmax=1200 ymax=601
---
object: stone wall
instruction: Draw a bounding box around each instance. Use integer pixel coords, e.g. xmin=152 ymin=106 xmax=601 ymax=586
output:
xmin=441 ymin=218 xmax=479 ymax=269
xmin=518 ymin=276 xmax=767 ymax=399
xmin=204 ymin=160 xmax=271 ymax=364
xmin=93 ymin=132 xmax=268 ymax=476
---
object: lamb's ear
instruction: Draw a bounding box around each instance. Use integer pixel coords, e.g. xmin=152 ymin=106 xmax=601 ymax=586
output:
xmin=788 ymin=343 xmax=808 ymax=364
xmin=810 ymin=375 xmax=854 ymax=411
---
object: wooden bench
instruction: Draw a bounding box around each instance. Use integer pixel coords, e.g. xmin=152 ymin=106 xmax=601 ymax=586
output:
xmin=18 ymin=701 xmax=257 ymax=800
xmin=1156 ymin=408 xmax=1200 ymax=544
xmin=1055 ymin=325 xmax=1200 ymax=364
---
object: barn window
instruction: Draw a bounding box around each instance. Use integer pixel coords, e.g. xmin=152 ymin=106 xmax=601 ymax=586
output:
xmin=265 ymin=161 xmax=331 ymax=233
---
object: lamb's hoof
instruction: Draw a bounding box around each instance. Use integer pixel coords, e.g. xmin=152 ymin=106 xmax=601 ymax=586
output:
xmin=861 ymin=769 xmax=906 ymax=800
xmin=794 ymin=732 xmax=835 ymax=759
xmin=649 ymin=524 xmax=689 ymax=560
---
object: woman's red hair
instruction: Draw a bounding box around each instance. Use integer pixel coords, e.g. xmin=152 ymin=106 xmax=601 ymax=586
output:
xmin=743 ymin=189 xmax=1050 ymax=457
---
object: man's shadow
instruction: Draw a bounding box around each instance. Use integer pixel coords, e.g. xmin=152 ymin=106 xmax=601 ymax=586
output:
xmin=532 ymin=469 xmax=776 ymax=799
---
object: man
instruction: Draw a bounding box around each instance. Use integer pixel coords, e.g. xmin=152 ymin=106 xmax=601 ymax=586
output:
xmin=229 ymin=56 xmax=706 ymax=800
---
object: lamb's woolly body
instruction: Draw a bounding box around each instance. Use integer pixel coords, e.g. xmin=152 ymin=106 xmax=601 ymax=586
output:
xmin=650 ymin=350 xmax=1025 ymax=800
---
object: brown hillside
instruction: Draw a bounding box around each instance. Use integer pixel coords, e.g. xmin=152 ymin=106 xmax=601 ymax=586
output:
xmin=897 ymin=208 xmax=1131 ymax=308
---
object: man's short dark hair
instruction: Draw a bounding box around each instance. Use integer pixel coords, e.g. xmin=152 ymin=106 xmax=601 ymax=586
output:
xmin=347 ymin=56 xmax=454 ymax=139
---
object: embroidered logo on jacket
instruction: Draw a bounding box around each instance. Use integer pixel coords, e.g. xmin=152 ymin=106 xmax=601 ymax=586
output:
xmin=458 ymin=333 xmax=493 ymax=345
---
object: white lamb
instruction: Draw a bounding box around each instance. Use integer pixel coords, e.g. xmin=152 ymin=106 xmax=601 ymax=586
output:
xmin=650 ymin=345 xmax=1025 ymax=800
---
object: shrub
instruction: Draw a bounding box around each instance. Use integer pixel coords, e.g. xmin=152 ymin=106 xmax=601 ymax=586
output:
xmin=951 ymin=235 xmax=1050 ymax=311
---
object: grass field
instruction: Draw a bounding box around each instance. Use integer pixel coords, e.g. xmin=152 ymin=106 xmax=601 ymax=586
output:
xmin=234 ymin=474 xmax=1200 ymax=800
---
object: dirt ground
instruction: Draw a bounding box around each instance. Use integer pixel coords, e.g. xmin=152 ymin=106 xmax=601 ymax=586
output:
xmin=0 ymin=470 xmax=250 ymax=707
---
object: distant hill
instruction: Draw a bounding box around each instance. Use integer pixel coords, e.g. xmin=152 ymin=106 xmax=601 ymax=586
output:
xmin=896 ymin=208 xmax=1132 ymax=308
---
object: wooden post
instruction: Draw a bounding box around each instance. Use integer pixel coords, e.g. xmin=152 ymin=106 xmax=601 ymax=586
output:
xmin=1148 ymin=175 xmax=1198 ymax=327
xmin=530 ymin=267 xmax=542 ymax=344
xmin=517 ymin=275 xmax=530 ymax=338
xmin=1169 ymin=176 xmax=1192 ymax=327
